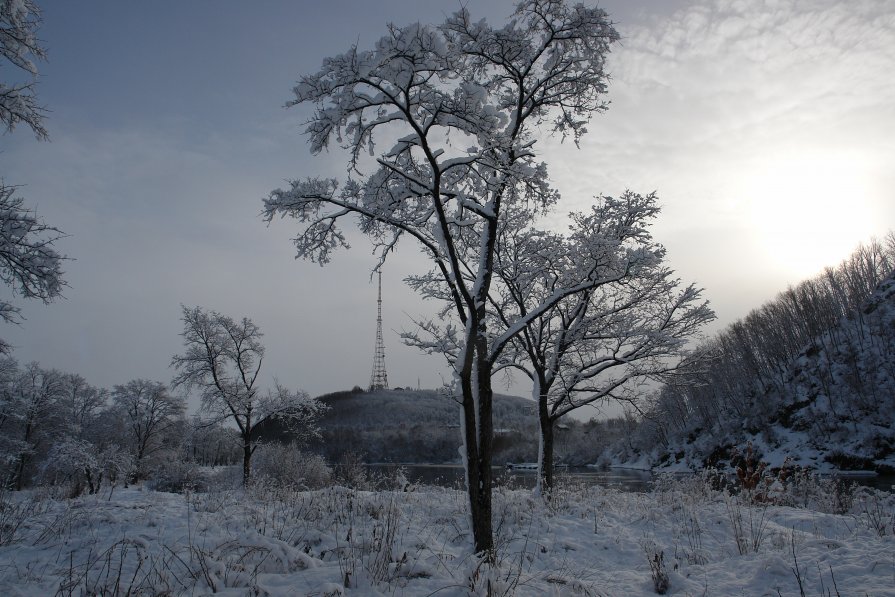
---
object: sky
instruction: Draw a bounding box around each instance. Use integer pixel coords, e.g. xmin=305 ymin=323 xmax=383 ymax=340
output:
xmin=1 ymin=0 xmax=893 ymax=411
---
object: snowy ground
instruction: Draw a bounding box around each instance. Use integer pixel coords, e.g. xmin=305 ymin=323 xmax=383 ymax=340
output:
xmin=0 ymin=476 xmax=893 ymax=596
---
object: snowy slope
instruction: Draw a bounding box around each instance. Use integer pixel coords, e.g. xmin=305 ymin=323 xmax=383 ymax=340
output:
xmin=629 ymin=270 xmax=895 ymax=474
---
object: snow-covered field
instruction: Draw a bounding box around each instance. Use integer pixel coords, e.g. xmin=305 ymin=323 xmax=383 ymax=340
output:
xmin=0 ymin=476 xmax=893 ymax=596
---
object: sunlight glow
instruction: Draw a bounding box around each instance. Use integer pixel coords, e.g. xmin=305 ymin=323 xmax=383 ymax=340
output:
xmin=743 ymin=152 xmax=874 ymax=281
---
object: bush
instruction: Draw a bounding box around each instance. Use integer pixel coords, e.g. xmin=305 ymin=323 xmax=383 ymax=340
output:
xmin=38 ymin=440 xmax=133 ymax=498
xmin=147 ymin=460 xmax=208 ymax=493
xmin=252 ymin=443 xmax=332 ymax=489
xmin=333 ymin=451 xmax=376 ymax=490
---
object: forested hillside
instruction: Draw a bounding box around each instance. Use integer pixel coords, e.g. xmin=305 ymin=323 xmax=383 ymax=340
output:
xmin=260 ymin=389 xmax=539 ymax=463
xmin=608 ymin=235 xmax=895 ymax=473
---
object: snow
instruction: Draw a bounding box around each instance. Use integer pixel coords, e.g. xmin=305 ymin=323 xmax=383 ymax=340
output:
xmin=1 ymin=476 xmax=892 ymax=596
xmin=616 ymin=265 xmax=895 ymax=476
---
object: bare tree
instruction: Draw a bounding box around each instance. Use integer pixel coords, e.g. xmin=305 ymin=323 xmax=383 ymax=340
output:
xmin=111 ymin=379 xmax=185 ymax=480
xmin=263 ymin=0 xmax=619 ymax=555
xmin=170 ymin=306 xmax=322 ymax=484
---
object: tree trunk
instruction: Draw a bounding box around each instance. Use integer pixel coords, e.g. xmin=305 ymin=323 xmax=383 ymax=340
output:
xmin=135 ymin=438 xmax=148 ymax=480
xmin=85 ymin=467 xmax=96 ymax=495
xmin=538 ymin=408 xmax=555 ymax=497
xmin=13 ymin=421 xmax=34 ymax=491
xmin=132 ymin=448 xmax=145 ymax=484
xmin=460 ymin=344 xmax=494 ymax=558
xmin=242 ymin=436 xmax=252 ymax=485
xmin=13 ymin=453 xmax=27 ymax=491
xmin=475 ymin=347 xmax=494 ymax=558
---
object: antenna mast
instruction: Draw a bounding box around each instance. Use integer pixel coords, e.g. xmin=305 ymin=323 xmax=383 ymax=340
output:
xmin=369 ymin=271 xmax=389 ymax=391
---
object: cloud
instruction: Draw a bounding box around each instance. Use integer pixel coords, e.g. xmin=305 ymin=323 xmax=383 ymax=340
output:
xmin=539 ymin=0 xmax=895 ymax=322
xmin=1 ymin=0 xmax=892 ymax=403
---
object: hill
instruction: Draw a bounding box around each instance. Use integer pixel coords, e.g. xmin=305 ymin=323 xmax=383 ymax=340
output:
xmin=611 ymin=267 xmax=895 ymax=474
xmin=260 ymin=388 xmax=540 ymax=464
xmin=316 ymin=388 xmax=533 ymax=430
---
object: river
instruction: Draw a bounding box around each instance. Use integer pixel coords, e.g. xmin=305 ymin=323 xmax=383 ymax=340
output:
xmin=367 ymin=464 xmax=652 ymax=492
xmin=366 ymin=464 xmax=894 ymax=493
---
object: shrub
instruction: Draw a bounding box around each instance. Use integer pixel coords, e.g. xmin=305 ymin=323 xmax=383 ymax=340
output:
xmin=333 ymin=451 xmax=376 ymax=490
xmin=252 ymin=443 xmax=332 ymax=489
xmin=147 ymin=460 xmax=207 ymax=493
xmin=38 ymin=441 xmax=133 ymax=498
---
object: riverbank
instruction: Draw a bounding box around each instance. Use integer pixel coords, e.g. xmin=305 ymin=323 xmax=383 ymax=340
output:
xmin=363 ymin=463 xmax=894 ymax=494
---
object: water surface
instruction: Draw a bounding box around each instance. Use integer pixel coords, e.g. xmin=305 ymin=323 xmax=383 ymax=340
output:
xmin=367 ymin=464 xmax=653 ymax=492
xmin=366 ymin=464 xmax=894 ymax=493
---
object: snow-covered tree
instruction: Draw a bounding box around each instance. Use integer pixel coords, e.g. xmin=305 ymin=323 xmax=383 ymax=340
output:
xmin=40 ymin=438 xmax=132 ymax=496
xmin=4 ymin=361 xmax=65 ymax=489
xmin=111 ymin=379 xmax=185 ymax=480
xmin=0 ymin=364 xmax=118 ymax=492
xmin=403 ymin=192 xmax=714 ymax=492
xmin=0 ymin=185 xmax=65 ymax=351
xmin=28 ymin=374 xmax=134 ymax=497
xmin=616 ymin=233 xmax=895 ymax=469
xmin=491 ymin=193 xmax=714 ymax=492
xmin=170 ymin=306 xmax=323 ymax=484
xmin=58 ymin=373 xmax=107 ymax=440
xmin=0 ymin=356 xmax=21 ymax=468
xmin=0 ymin=0 xmax=65 ymax=351
xmin=264 ymin=0 xmax=618 ymax=554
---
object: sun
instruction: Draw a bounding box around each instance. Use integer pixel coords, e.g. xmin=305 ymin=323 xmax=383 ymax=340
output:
xmin=743 ymin=151 xmax=874 ymax=281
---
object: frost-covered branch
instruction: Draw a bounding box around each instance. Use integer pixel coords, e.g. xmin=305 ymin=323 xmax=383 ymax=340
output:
xmin=0 ymin=1 xmax=66 ymax=351
xmin=485 ymin=190 xmax=714 ymax=491
xmin=111 ymin=379 xmax=185 ymax=479
xmin=0 ymin=0 xmax=47 ymax=139
xmin=0 ymin=185 xmax=65 ymax=337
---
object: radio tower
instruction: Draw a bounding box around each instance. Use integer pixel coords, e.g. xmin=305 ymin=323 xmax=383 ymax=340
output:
xmin=369 ymin=271 xmax=389 ymax=391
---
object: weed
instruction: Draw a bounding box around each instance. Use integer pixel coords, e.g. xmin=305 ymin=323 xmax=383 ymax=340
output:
xmin=724 ymin=492 xmax=770 ymax=555
xmin=641 ymin=539 xmax=669 ymax=594
xmin=0 ymin=490 xmax=47 ymax=546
